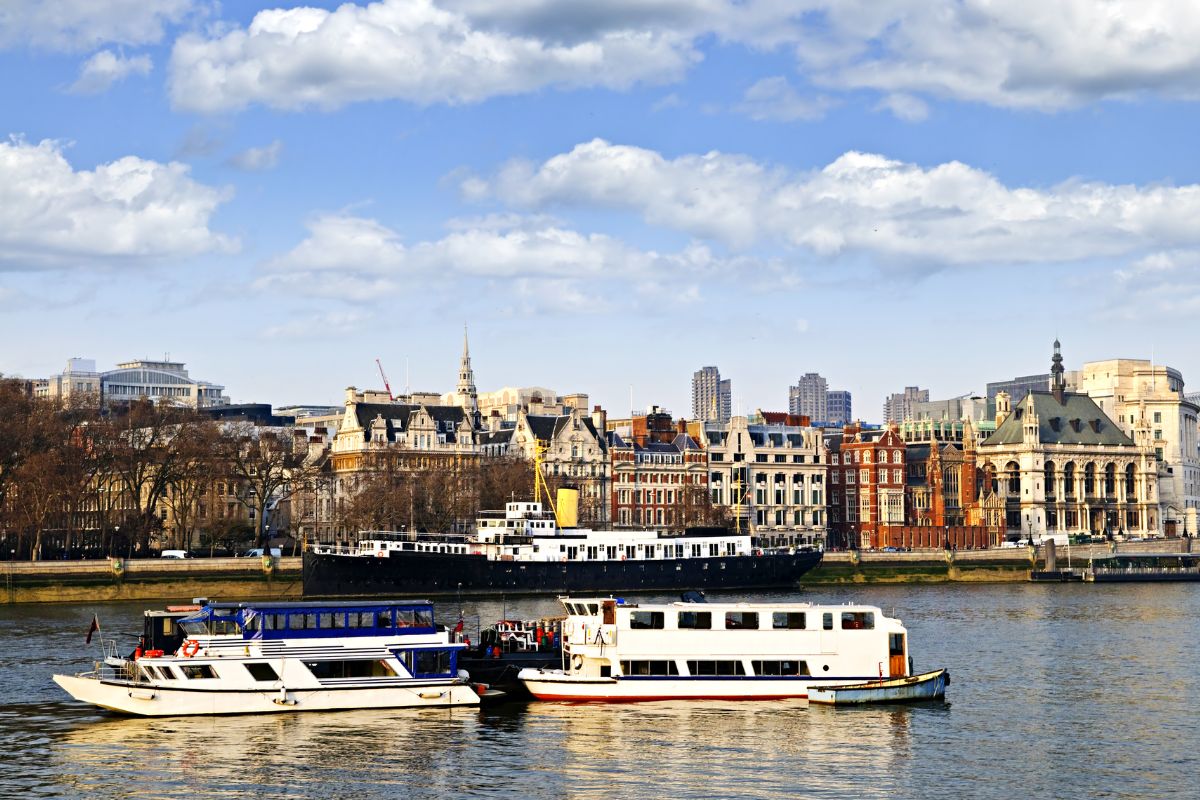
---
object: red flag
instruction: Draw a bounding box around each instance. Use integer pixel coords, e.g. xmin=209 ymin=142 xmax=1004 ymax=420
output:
xmin=85 ymin=614 xmax=100 ymax=644
xmin=453 ymin=618 xmax=464 ymax=634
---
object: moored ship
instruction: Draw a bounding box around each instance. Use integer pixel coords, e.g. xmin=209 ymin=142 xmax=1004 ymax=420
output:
xmin=518 ymin=596 xmax=939 ymax=702
xmin=303 ymin=499 xmax=822 ymax=598
xmin=54 ymin=599 xmax=479 ymax=715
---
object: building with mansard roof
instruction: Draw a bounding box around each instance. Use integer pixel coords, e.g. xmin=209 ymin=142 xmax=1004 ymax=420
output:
xmin=975 ymin=342 xmax=1160 ymax=541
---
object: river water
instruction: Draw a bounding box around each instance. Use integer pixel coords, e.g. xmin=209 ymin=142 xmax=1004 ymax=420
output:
xmin=1 ymin=583 xmax=1196 ymax=799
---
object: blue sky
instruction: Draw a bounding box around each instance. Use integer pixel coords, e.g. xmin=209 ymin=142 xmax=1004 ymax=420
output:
xmin=3 ymin=1 xmax=1200 ymax=419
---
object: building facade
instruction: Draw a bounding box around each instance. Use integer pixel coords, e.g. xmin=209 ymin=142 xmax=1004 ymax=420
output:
xmin=882 ymin=386 xmax=929 ymax=425
xmin=509 ymin=406 xmax=610 ymax=524
xmin=702 ymin=413 xmax=827 ymax=548
xmin=35 ymin=357 xmax=229 ymax=408
xmin=826 ymin=390 xmax=852 ymax=426
xmin=692 ymin=366 xmax=732 ymax=423
xmin=788 ymin=373 xmax=828 ymax=423
xmin=610 ymin=411 xmax=707 ymax=529
xmin=976 ymin=344 xmax=1160 ymax=541
xmin=1074 ymin=358 xmax=1200 ymax=536
xmin=826 ymin=424 xmax=907 ymax=549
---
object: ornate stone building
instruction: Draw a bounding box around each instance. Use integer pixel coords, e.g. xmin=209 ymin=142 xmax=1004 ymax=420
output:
xmin=508 ymin=406 xmax=610 ymax=524
xmin=976 ymin=343 xmax=1160 ymax=540
xmin=703 ymin=412 xmax=827 ymax=549
xmin=611 ymin=410 xmax=707 ymax=529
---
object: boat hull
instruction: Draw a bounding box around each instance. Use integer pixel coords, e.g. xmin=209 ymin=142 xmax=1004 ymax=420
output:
xmin=52 ymin=674 xmax=480 ymax=717
xmin=807 ymin=669 xmax=949 ymax=705
xmin=303 ymin=550 xmax=823 ymax=598
xmin=518 ymin=670 xmax=895 ymax=702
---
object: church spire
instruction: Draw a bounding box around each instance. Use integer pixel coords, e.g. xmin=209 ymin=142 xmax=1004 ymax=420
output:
xmin=457 ymin=325 xmax=478 ymax=415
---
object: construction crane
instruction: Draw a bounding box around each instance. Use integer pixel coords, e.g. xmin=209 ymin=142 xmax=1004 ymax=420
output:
xmin=375 ymin=358 xmax=394 ymax=401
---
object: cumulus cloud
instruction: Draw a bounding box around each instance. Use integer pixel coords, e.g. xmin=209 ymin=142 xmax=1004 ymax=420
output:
xmin=0 ymin=0 xmax=195 ymax=51
xmin=452 ymin=1 xmax=1200 ymax=111
xmin=1114 ymin=251 xmax=1200 ymax=314
xmin=734 ymin=76 xmax=834 ymax=122
xmin=227 ymin=140 xmax=283 ymax=172
xmin=68 ymin=50 xmax=152 ymax=94
xmin=258 ymin=212 xmax=729 ymax=304
xmin=167 ymin=0 xmax=696 ymax=112
xmin=468 ymin=139 xmax=1200 ymax=266
xmin=0 ymin=136 xmax=235 ymax=268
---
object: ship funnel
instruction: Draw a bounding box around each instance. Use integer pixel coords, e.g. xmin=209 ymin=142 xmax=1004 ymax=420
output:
xmin=556 ymin=487 xmax=579 ymax=528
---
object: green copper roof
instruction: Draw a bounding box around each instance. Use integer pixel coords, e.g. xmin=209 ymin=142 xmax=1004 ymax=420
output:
xmin=982 ymin=391 xmax=1134 ymax=448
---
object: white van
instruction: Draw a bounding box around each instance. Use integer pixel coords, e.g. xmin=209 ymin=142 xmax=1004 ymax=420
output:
xmin=160 ymin=550 xmax=190 ymax=559
xmin=241 ymin=547 xmax=282 ymax=558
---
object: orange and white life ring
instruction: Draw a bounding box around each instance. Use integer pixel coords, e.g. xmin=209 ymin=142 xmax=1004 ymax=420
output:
xmin=181 ymin=639 xmax=201 ymax=657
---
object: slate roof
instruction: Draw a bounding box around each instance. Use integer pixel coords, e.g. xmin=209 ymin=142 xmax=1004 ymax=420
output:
xmin=982 ymin=391 xmax=1135 ymax=448
xmin=526 ymin=413 xmax=606 ymax=451
xmin=352 ymin=403 xmax=469 ymax=443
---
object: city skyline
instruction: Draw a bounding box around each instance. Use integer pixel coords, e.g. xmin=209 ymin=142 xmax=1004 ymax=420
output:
xmin=2 ymin=2 xmax=1199 ymax=415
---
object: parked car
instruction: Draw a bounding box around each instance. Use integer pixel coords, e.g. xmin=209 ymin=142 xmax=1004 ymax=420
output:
xmin=240 ymin=547 xmax=282 ymax=558
xmin=160 ymin=550 xmax=190 ymax=559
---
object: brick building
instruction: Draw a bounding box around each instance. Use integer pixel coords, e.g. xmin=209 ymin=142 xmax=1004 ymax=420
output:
xmin=610 ymin=409 xmax=707 ymax=529
xmin=826 ymin=424 xmax=906 ymax=549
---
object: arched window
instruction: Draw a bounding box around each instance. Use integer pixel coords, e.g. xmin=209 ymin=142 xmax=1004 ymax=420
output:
xmin=1044 ymin=462 xmax=1056 ymax=497
xmin=1084 ymin=463 xmax=1096 ymax=495
xmin=1064 ymin=463 xmax=1076 ymax=496
xmin=1125 ymin=464 xmax=1136 ymax=499
xmin=1104 ymin=463 xmax=1116 ymax=496
xmin=1006 ymin=461 xmax=1020 ymax=494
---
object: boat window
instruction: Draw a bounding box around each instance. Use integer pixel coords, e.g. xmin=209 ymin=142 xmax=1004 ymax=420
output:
xmin=772 ymin=612 xmax=807 ymax=630
xmin=401 ymin=649 xmax=455 ymax=678
xmin=180 ymin=664 xmax=218 ymax=680
xmin=841 ymin=612 xmax=875 ymax=630
xmin=210 ymin=618 xmax=241 ymax=636
xmin=137 ymin=666 xmax=155 ymax=683
xmin=889 ymin=633 xmax=905 ymax=656
xmin=677 ymin=611 xmax=711 ymax=630
xmin=375 ymin=610 xmax=394 ymax=628
xmin=413 ymin=609 xmax=433 ymax=628
xmin=621 ymin=659 xmax=680 ymax=676
xmin=628 ymin=611 xmax=665 ymax=630
xmin=180 ymin=621 xmax=210 ymax=637
xmin=242 ymin=614 xmax=261 ymax=632
xmin=725 ymin=612 xmax=759 ymax=630
xmin=687 ymin=660 xmax=747 ymax=676
xmin=160 ymin=665 xmax=181 ymax=679
xmin=245 ymin=662 xmax=281 ymax=682
xmin=262 ymin=613 xmax=284 ymax=631
xmin=304 ymin=659 xmax=399 ymax=679
xmin=752 ymin=660 xmax=810 ymax=676
xmin=318 ymin=612 xmax=338 ymax=629
xmin=822 ymin=613 xmax=833 ymax=631
xmin=586 ymin=604 xmax=600 ymax=616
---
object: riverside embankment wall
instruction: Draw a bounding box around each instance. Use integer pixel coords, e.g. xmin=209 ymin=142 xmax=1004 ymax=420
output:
xmin=2 ymin=539 xmax=1190 ymax=604
xmin=2 ymin=557 xmax=303 ymax=605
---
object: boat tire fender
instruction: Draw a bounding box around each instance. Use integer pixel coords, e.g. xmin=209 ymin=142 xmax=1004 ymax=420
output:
xmin=571 ymin=654 xmax=583 ymax=670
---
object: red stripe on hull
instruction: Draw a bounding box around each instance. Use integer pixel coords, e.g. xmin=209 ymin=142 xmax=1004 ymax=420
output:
xmin=528 ymin=693 xmax=809 ymax=703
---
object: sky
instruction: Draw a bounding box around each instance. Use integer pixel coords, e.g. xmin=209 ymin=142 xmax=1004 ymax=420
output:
xmin=2 ymin=1 xmax=1200 ymax=420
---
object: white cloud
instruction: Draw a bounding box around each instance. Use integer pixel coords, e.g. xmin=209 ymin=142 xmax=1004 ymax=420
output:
xmin=68 ymin=50 xmax=152 ymax=94
xmin=0 ymin=0 xmax=195 ymax=52
xmin=1113 ymin=251 xmax=1200 ymax=314
xmin=451 ymin=1 xmax=1200 ymax=111
xmin=258 ymin=212 xmax=742 ymax=304
xmin=875 ymin=92 xmax=928 ymax=122
xmin=227 ymin=140 xmax=283 ymax=172
xmin=0 ymin=136 xmax=235 ymax=268
xmin=168 ymin=0 xmax=696 ymax=113
xmin=734 ymin=76 xmax=834 ymax=122
xmin=470 ymin=139 xmax=1200 ymax=266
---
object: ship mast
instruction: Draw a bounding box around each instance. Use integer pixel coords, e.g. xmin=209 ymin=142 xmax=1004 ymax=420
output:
xmin=533 ymin=441 xmax=561 ymax=526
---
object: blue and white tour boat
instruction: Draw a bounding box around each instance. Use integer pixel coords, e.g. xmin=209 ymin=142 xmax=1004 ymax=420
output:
xmin=54 ymin=599 xmax=480 ymax=715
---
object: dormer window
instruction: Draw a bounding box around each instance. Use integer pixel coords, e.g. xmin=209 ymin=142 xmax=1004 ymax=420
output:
xmin=1070 ymin=419 xmax=1082 ymax=433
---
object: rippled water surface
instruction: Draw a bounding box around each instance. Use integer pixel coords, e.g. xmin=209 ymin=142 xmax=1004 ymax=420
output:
xmin=2 ymin=584 xmax=1197 ymax=799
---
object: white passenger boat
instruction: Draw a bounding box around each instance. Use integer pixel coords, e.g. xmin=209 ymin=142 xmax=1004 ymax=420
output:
xmin=518 ymin=596 xmax=924 ymax=702
xmin=54 ymin=599 xmax=480 ymax=716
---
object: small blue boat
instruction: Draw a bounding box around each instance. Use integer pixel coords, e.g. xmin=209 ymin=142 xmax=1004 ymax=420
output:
xmin=808 ymin=668 xmax=949 ymax=705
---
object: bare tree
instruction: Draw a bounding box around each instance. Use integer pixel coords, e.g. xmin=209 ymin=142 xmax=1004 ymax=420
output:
xmin=220 ymin=423 xmax=315 ymax=548
xmin=162 ymin=419 xmax=223 ymax=552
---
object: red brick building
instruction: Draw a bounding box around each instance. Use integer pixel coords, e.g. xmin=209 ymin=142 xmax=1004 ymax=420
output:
xmin=610 ymin=409 xmax=708 ymax=529
xmin=826 ymin=424 xmax=906 ymax=549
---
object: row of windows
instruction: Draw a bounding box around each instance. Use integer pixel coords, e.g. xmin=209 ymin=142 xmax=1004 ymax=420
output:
xmin=628 ymin=610 xmax=873 ymax=631
xmin=179 ymin=607 xmax=435 ymax=637
xmin=710 ymin=453 xmax=819 ymax=464
xmin=136 ymin=653 xmax=454 ymax=683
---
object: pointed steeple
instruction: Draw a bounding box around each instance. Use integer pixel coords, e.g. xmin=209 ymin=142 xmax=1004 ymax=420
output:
xmin=457 ymin=325 xmax=478 ymax=417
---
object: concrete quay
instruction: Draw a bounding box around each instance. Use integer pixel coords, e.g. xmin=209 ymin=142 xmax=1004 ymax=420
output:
xmin=2 ymin=539 xmax=1191 ymax=603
